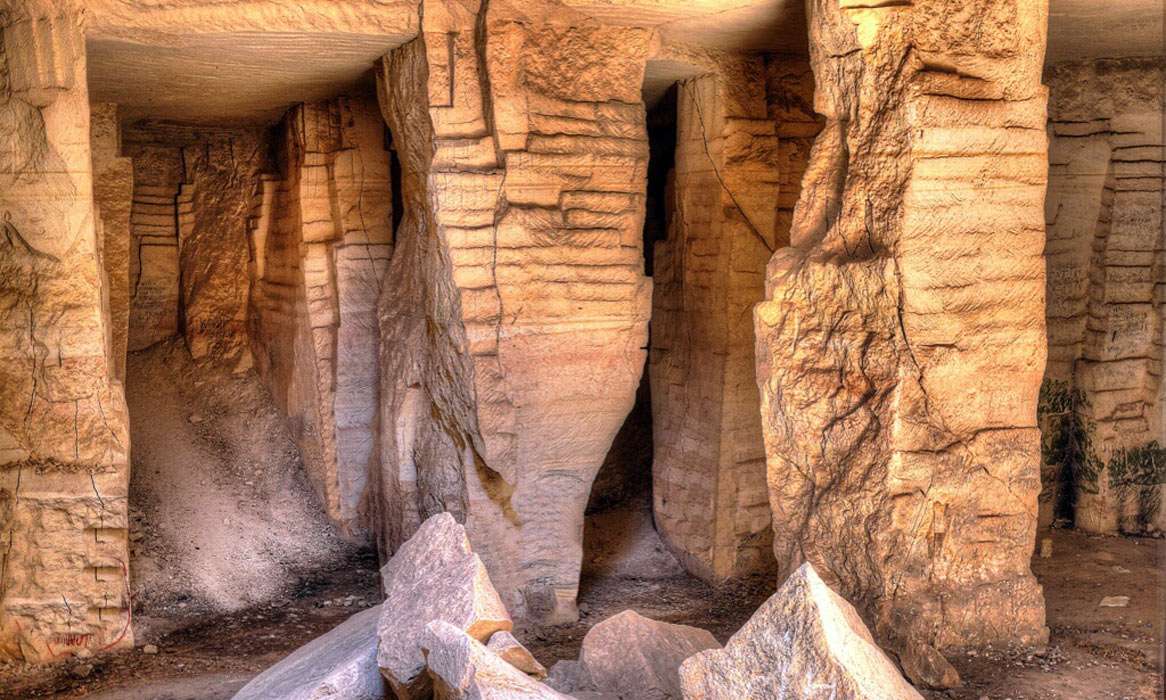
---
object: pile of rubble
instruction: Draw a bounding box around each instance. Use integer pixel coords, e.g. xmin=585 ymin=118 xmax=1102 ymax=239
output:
xmin=232 ymin=514 xmax=923 ymax=699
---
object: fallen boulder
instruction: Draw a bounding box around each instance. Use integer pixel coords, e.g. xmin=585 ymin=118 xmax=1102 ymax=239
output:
xmin=422 ymin=620 xmax=571 ymax=699
xmin=580 ymin=610 xmax=719 ymax=699
xmin=679 ymin=563 xmax=923 ymax=700
xmin=545 ymin=660 xmax=596 ymax=695
xmin=487 ymin=630 xmax=548 ymax=679
xmin=232 ymin=604 xmax=384 ymax=700
xmin=378 ymin=513 xmax=513 ymax=699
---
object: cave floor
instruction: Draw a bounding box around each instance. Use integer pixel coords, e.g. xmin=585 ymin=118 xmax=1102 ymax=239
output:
xmin=0 ymin=527 xmax=1160 ymax=699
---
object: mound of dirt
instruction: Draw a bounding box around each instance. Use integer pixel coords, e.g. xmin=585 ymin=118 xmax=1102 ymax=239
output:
xmin=126 ymin=340 xmax=362 ymax=633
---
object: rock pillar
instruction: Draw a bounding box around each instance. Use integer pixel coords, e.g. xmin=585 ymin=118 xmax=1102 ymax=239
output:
xmin=753 ymin=0 xmax=1050 ymax=652
xmin=0 ymin=0 xmax=132 ymax=661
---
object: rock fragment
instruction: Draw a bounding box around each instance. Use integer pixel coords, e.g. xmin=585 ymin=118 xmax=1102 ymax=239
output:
xmin=232 ymin=605 xmax=384 ymax=700
xmin=580 ymin=610 xmax=719 ymax=699
xmin=377 ymin=513 xmax=512 ymax=699
xmin=487 ymin=630 xmax=547 ymax=679
xmin=422 ymin=620 xmax=570 ymax=699
xmin=678 ymin=563 xmax=923 ymax=700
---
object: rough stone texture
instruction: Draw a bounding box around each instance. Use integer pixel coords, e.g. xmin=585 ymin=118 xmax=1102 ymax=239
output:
xmin=753 ymin=0 xmax=1050 ymax=652
xmin=0 ymin=0 xmax=133 ymax=661
xmin=249 ymin=95 xmax=392 ymax=532
xmin=679 ymin=563 xmax=923 ymax=700
xmin=422 ymin=620 xmax=571 ymax=700
xmin=487 ymin=631 xmax=547 ymax=679
xmin=90 ymin=103 xmax=133 ymax=382
xmin=377 ymin=513 xmax=512 ymax=699
xmin=648 ymin=46 xmax=779 ymax=582
xmin=579 ymin=610 xmax=719 ymax=700
xmin=544 ymin=660 xmax=595 ymax=695
xmin=1040 ymin=57 xmax=1165 ymax=535
xmin=372 ymin=0 xmax=651 ymax=624
xmin=232 ymin=604 xmax=385 ymax=700
xmin=179 ymin=127 xmax=269 ymax=364
xmin=124 ymin=135 xmax=183 ymax=351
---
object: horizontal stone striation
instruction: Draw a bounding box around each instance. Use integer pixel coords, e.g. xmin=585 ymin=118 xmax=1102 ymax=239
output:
xmin=1041 ymin=57 xmax=1165 ymax=534
xmin=0 ymin=0 xmax=132 ymax=662
xmin=374 ymin=0 xmax=651 ymax=623
xmin=650 ymin=50 xmax=780 ymax=583
xmin=124 ymin=140 xmax=183 ymax=352
xmin=754 ymin=0 xmax=1049 ymax=654
xmin=248 ymin=96 xmax=393 ymax=534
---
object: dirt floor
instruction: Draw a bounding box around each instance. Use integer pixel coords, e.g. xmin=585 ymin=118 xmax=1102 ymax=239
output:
xmin=1 ymin=513 xmax=1161 ymax=699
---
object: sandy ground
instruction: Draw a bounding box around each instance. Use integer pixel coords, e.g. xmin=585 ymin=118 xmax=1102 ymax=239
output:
xmin=125 ymin=342 xmax=361 ymax=635
xmin=2 ymin=509 xmax=1161 ymax=699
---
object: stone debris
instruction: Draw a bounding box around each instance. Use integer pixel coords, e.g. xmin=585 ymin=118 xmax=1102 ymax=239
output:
xmin=142 ymin=644 xmax=159 ymax=655
xmin=678 ymin=563 xmax=923 ymax=699
xmin=422 ymin=620 xmax=571 ymax=699
xmin=1099 ymin=596 xmax=1130 ymax=608
xmin=897 ymin=642 xmax=961 ymax=690
xmin=580 ymin=610 xmax=719 ymax=699
xmin=545 ymin=660 xmax=596 ymax=695
xmin=377 ymin=513 xmax=512 ymax=699
xmin=231 ymin=605 xmax=384 ymax=700
xmin=487 ymin=631 xmax=548 ymax=679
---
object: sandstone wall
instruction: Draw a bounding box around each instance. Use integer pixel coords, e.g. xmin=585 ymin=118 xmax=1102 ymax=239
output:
xmin=754 ymin=0 xmax=1050 ymax=655
xmin=90 ymin=104 xmax=133 ymax=382
xmin=248 ymin=96 xmax=392 ymax=534
xmin=649 ymin=51 xmax=779 ymax=582
xmin=124 ymin=137 xmax=183 ymax=352
xmin=373 ymin=0 xmax=651 ymax=623
xmin=0 ymin=0 xmax=132 ymax=661
xmin=1041 ymin=57 xmax=1166 ymax=534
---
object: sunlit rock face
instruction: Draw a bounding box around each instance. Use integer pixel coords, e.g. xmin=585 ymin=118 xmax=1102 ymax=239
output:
xmin=753 ymin=0 xmax=1051 ymax=654
xmin=1040 ymin=57 xmax=1165 ymax=535
xmin=248 ymin=96 xmax=393 ymax=533
xmin=0 ymin=0 xmax=133 ymax=662
xmin=372 ymin=0 xmax=651 ymax=623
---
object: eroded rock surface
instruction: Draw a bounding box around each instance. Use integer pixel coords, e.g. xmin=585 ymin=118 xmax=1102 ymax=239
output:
xmin=249 ymin=95 xmax=393 ymax=532
xmin=580 ymin=610 xmax=719 ymax=700
xmin=0 ymin=0 xmax=133 ymax=661
xmin=1040 ymin=57 xmax=1165 ymax=534
xmin=377 ymin=513 xmax=512 ymax=699
xmin=679 ymin=564 xmax=923 ymax=700
xmin=423 ymin=620 xmax=570 ymax=700
xmin=753 ymin=0 xmax=1050 ymax=652
xmin=232 ymin=605 xmax=385 ymax=700
xmin=372 ymin=0 xmax=651 ymax=623
xmin=487 ymin=631 xmax=547 ymax=679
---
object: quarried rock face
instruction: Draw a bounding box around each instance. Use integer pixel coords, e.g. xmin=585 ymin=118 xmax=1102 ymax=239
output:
xmin=90 ymin=103 xmax=133 ymax=382
xmin=487 ymin=630 xmax=547 ymax=679
xmin=373 ymin=0 xmax=651 ymax=623
xmin=753 ymin=0 xmax=1050 ymax=652
xmin=249 ymin=95 xmax=393 ymax=532
xmin=648 ymin=48 xmax=780 ymax=582
xmin=423 ymin=620 xmax=570 ymax=700
xmin=679 ymin=563 xmax=923 ymax=700
xmin=579 ymin=609 xmax=719 ymax=700
xmin=377 ymin=513 xmax=512 ymax=699
xmin=1040 ymin=57 xmax=1165 ymax=534
xmin=0 ymin=0 xmax=132 ymax=661
xmin=232 ymin=604 xmax=385 ymax=700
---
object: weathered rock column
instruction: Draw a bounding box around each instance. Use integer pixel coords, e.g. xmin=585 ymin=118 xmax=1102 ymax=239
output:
xmin=374 ymin=0 xmax=651 ymax=623
xmin=90 ymin=104 xmax=133 ymax=383
xmin=249 ymin=97 xmax=393 ymax=533
xmin=649 ymin=52 xmax=780 ymax=582
xmin=0 ymin=0 xmax=132 ymax=661
xmin=754 ymin=0 xmax=1050 ymax=654
xmin=1041 ymin=58 xmax=1165 ymax=534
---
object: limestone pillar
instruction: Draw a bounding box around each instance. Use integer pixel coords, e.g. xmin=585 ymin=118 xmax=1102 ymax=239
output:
xmin=754 ymin=0 xmax=1050 ymax=654
xmin=90 ymin=104 xmax=133 ymax=383
xmin=248 ymin=96 xmax=393 ymax=533
xmin=374 ymin=0 xmax=651 ymax=623
xmin=0 ymin=0 xmax=132 ymax=661
xmin=649 ymin=53 xmax=780 ymax=582
xmin=1041 ymin=58 xmax=1165 ymax=534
